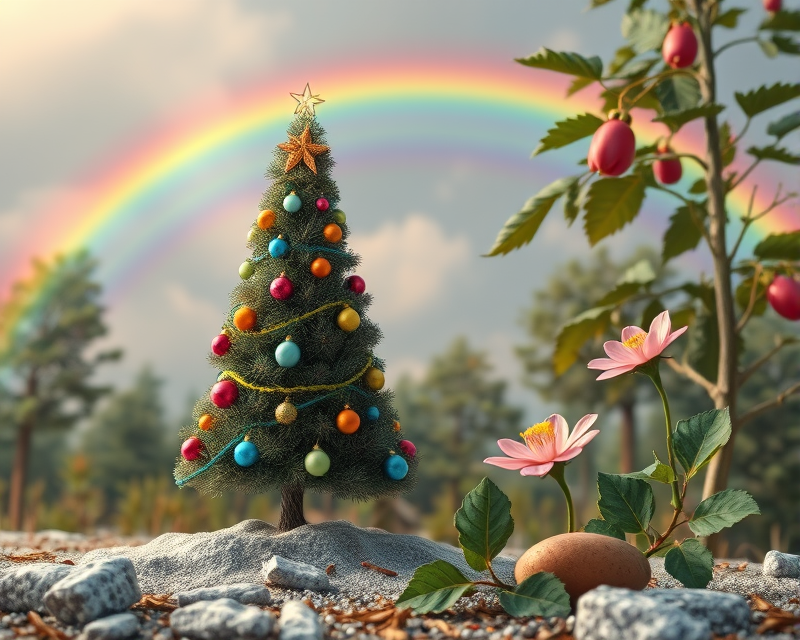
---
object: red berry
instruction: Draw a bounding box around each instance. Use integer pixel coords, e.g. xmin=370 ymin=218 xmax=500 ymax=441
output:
xmin=587 ymin=119 xmax=636 ymax=176
xmin=211 ymin=333 xmax=231 ymax=356
xmin=662 ymin=23 xmax=698 ymax=69
xmin=763 ymin=0 xmax=781 ymax=11
xmin=767 ymin=275 xmax=800 ymax=320
xmin=653 ymin=148 xmax=682 ymax=185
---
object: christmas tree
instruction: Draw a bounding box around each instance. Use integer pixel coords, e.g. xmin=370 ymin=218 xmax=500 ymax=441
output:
xmin=174 ymin=85 xmax=418 ymax=531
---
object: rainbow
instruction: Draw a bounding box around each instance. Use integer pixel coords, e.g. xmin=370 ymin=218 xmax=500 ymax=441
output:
xmin=1 ymin=55 xmax=797 ymax=341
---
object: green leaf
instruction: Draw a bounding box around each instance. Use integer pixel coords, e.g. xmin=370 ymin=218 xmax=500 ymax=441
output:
xmin=597 ymin=472 xmax=655 ymax=534
xmin=594 ymin=259 xmax=657 ymax=306
xmin=747 ymin=144 xmax=800 ymax=165
xmin=673 ymin=408 xmax=732 ymax=479
xmin=653 ymin=104 xmax=725 ymax=133
xmin=628 ymin=0 xmax=648 ymax=10
xmin=664 ymin=539 xmax=713 ymax=588
xmin=621 ymin=452 xmax=676 ymax=484
xmin=583 ymin=175 xmax=646 ymax=246
xmin=662 ymin=204 xmax=706 ymax=264
xmin=553 ymin=305 xmax=614 ymax=375
xmin=588 ymin=0 xmax=616 ymax=8
xmin=622 ymin=9 xmax=671 ymax=54
xmin=768 ymin=111 xmax=800 ymax=138
xmin=688 ymin=178 xmax=707 ymax=194
xmin=689 ymin=489 xmax=760 ymax=537
xmin=534 ymin=113 xmax=605 ymax=156
xmin=754 ymin=231 xmax=800 ymax=260
xmin=735 ymin=276 xmax=767 ymax=316
xmin=515 ymin=48 xmax=603 ymax=79
xmin=583 ymin=518 xmax=626 ymax=540
xmin=498 ymin=572 xmax=571 ymax=618
xmin=772 ymin=34 xmax=800 ymax=54
xmin=758 ymin=37 xmax=780 ymax=58
xmin=735 ymin=83 xmax=800 ymax=117
xmin=607 ymin=46 xmax=637 ymax=75
xmin=567 ymin=76 xmax=596 ymax=96
xmin=719 ymin=122 xmax=736 ymax=167
xmin=396 ymin=561 xmax=475 ymax=613
xmin=563 ymin=178 xmax=581 ymax=226
xmin=655 ymin=75 xmax=701 ymax=114
xmin=760 ymin=9 xmax=800 ymax=31
xmin=455 ymin=478 xmax=514 ymax=572
xmin=485 ymin=177 xmax=580 ymax=256
xmin=715 ymin=8 xmax=747 ymax=28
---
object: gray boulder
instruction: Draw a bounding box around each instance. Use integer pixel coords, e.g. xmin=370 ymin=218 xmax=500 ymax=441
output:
xmin=176 ymin=583 xmax=272 ymax=607
xmin=279 ymin=600 xmax=322 ymax=640
xmin=81 ymin=612 xmax=140 ymax=640
xmin=170 ymin=598 xmax=275 ymax=640
xmin=764 ymin=551 xmax=800 ymax=579
xmin=263 ymin=556 xmax=330 ymax=591
xmin=43 ymin=557 xmax=141 ymax=624
xmin=0 ymin=564 xmax=74 ymax=612
xmin=642 ymin=588 xmax=751 ymax=635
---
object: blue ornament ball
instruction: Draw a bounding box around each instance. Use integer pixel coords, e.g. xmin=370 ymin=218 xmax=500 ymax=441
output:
xmin=268 ymin=237 xmax=289 ymax=258
xmin=234 ymin=441 xmax=259 ymax=467
xmin=366 ymin=406 xmax=380 ymax=421
xmin=283 ymin=193 xmax=302 ymax=213
xmin=384 ymin=454 xmax=409 ymax=480
xmin=275 ymin=339 xmax=301 ymax=367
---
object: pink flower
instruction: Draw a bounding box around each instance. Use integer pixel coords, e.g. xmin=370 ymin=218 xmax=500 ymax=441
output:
xmin=587 ymin=310 xmax=688 ymax=380
xmin=484 ymin=414 xmax=599 ymax=477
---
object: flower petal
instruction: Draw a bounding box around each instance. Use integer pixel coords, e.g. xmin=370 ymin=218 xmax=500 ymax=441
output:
xmin=621 ymin=326 xmax=645 ymax=342
xmin=659 ymin=325 xmax=688 ymax=351
xmin=520 ymin=462 xmax=554 ymax=477
xmin=566 ymin=414 xmax=598 ymax=448
xmin=603 ymin=340 xmax=644 ymax=363
xmin=642 ymin=312 xmax=671 ymax=359
xmin=553 ymin=447 xmax=583 ymax=462
xmin=484 ymin=456 xmax=534 ymax=470
xmin=596 ymin=365 xmax=636 ymax=380
xmin=496 ymin=438 xmax=536 ymax=460
xmin=549 ymin=414 xmax=569 ymax=455
xmin=568 ymin=429 xmax=600 ymax=449
xmin=587 ymin=357 xmax=619 ymax=371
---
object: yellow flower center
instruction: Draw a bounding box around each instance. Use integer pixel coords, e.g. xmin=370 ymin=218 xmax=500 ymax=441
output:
xmin=623 ymin=332 xmax=646 ymax=349
xmin=520 ymin=421 xmax=555 ymax=447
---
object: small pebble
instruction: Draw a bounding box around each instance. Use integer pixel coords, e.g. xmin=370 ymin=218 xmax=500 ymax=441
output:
xmin=324 ymin=614 xmax=336 ymax=624
xmin=565 ymin=615 xmax=575 ymax=633
xmin=460 ymin=629 xmax=473 ymax=639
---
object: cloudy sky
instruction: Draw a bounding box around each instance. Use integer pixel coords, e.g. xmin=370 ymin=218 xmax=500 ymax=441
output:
xmin=1 ymin=1 xmax=797 ymax=427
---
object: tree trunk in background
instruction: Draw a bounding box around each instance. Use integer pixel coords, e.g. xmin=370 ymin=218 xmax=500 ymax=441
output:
xmin=7 ymin=418 xmax=34 ymax=531
xmin=278 ymin=484 xmax=306 ymax=532
xmin=619 ymin=400 xmax=636 ymax=474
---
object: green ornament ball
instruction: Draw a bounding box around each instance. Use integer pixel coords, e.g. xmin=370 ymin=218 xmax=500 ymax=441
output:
xmin=246 ymin=228 xmax=257 ymax=244
xmin=332 ymin=209 xmax=346 ymax=224
xmin=305 ymin=447 xmax=330 ymax=476
xmin=239 ymin=260 xmax=255 ymax=279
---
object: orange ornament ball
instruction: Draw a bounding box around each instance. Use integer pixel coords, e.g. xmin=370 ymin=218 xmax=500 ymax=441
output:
xmin=198 ymin=414 xmax=215 ymax=431
xmin=234 ymin=306 xmax=258 ymax=331
xmin=337 ymin=408 xmax=361 ymax=434
xmin=323 ymin=223 xmax=342 ymax=243
xmin=258 ymin=210 xmax=276 ymax=230
xmin=310 ymin=257 xmax=332 ymax=278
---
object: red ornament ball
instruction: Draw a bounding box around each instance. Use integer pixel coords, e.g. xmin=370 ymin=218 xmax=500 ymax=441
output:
xmin=270 ymin=274 xmax=294 ymax=300
xmin=346 ymin=275 xmax=366 ymax=294
xmin=210 ymin=380 xmax=239 ymax=408
xmin=211 ymin=333 xmax=231 ymax=356
xmin=588 ymin=118 xmax=636 ymax=176
xmin=763 ymin=0 xmax=781 ymax=11
xmin=662 ymin=22 xmax=698 ymax=69
xmin=653 ymin=147 xmax=682 ymax=185
xmin=399 ymin=440 xmax=417 ymax=459
xmin=767 ymin=275 xmax=800 ymax=320
xmin=181 ymin=437 xmax=203 ymax=461
xmin=316 ymin=197 xmax=330 ymax=212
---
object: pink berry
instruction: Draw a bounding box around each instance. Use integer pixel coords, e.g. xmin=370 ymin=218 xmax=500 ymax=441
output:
xmin=662 ymin=23 xmax=698 ymax=69
xmin=587 ymin=119 xmax=636 ymax=176
xmin=763 ymin=0 xmax=781 ymax=11
xmin=399 ymin=440 xmax=417 ymax=459
xmin=181 ymin=437 xmax=203 ymax=461
xmin=346 ymin=275 xmax=366 ymax=294
xmin=211 ymin=333 xmax=231 ymax=356
xmin=210 ymin=380 xmax=239 ymax=408
xmin=767 ymin=275 xmax=800 ymax=320
xmin=316 ymin=197 xmax=330 ymax=212
xmin=653 ymin=148 xmax=682 ymax=185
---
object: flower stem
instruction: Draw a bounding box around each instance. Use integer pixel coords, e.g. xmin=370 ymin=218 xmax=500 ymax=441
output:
xmin=648 ymin=368 xmax=683 ymax=511
xmin=548 ymin=462 xmax=575 ymax=533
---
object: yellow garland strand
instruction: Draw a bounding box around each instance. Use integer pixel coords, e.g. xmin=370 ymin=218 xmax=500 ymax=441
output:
xmin=229 ymin=301 xmax=349 ymax=336
xmin=221 ymin=356 xmax=373 ymax=393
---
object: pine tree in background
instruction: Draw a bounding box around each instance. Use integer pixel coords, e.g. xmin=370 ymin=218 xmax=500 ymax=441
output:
xmin=174 ymin=87 xmax=417 ymax=531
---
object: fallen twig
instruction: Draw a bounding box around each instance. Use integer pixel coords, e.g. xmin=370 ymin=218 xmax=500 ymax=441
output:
xmin=131 ymin=594 xmax=177 ymax=612
xmin=2 ymin=551 xmax=58 ymax=563
xmin=27 ymin=611 xmax=70 ymax=640
xmin=362 ymin=561 xmax=398 ymax=577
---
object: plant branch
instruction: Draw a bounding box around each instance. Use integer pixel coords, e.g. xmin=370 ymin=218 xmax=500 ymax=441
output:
xmin=484 ymin=562 xmax=515 ymax=591
xmin=730 ymin=117 xmax=752 ymax=149
xmin=664 ymin=356 xmax=717 ymax=397
xmin=730 ymin=158 xmax=761 ymax=192
xmin=739 ymin=382 xmax=800 ymax=427
xmin=729 ymin=186 xmax=757 ymax=262
xmin=739 ymin=337 xmax=796 ymax=387
xmin=735 ymin=263 xmax=763 ymax=334
xmin=645 ymin=507 xmax=683 ymax=557
xmin=714 ymin=36 xmax=758 ymax=58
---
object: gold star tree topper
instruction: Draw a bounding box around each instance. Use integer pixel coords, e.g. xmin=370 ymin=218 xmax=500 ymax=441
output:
xmin=290 ymin=83 xmax=325 ymax=117
xmin=277 ymin=125 xmax=330 ymax=174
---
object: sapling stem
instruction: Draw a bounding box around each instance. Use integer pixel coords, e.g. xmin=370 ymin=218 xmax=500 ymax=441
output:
xmin=548 ymin=462 xmax=575 ymax=534
xmin=647 ymin=368 xmax=683 ymax=512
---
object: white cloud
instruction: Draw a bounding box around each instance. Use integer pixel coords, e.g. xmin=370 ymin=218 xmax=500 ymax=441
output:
xmin=163 ymin=282 xmax=221 ymax=327
xmin=349 ymin=214 xmax=470 ymax=324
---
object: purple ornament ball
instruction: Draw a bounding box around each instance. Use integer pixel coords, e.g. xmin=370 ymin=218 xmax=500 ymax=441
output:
xmin=346 ymin=275 xmax=366 ymax=294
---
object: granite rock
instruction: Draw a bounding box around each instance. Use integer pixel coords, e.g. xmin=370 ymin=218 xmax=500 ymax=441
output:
xmin=640 ymin=589 xmax=751 ymax=635
xmin=263 ymin=556 xmax=330 ymax=591
xmin=176 ymin=583 xmax=272 ymax=607
xmin=81 ymin=612 xmax=140 ymax=640
xmin=764 ymin=551 xmax=800 ymax=579
xmin=169 ymin=597 xmax=275 ymax=640
xmin=0 ymin=564 xmax=74 ymax=612
xmin=43 ymin=557 xmax=141 ymax=625
xmin=279 ymin=600 xmax=323 ymax=640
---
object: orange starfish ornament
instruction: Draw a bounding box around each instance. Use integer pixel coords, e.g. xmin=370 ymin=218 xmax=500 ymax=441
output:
xmin=277 ymin=124 xmax=330 ymax=174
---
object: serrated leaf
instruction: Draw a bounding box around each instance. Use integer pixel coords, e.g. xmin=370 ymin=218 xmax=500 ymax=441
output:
xmin=567 ymin=76 xmax=596 ymax=96
xmin=747 ymin=145 xmax=800 ymax=165
xmin=455 ymin=478 xmax=514 ymax=572
xmin=516 ymin=48 xmax=603 ymax=79
xmin=597 ymin=472 xmax=655 ymax=534
xmin=594 ymin=259 xmax=657 ymax=306
xmin=563 ymin=179 xmax=581 ymax=226
xmin=719 ymin=122 xmax=736 ymax=167
xmin=758 ymin=38 xmax=780 ymax=57
xmin=772 ymin=34 xmax=800 ymax=54
xmin=689 ymin=489 xmax=760 ymax=537
xmin=498 ymin=573 xmax=571 ymax=618
xmin=396 ymin=561 xmax=475 ymax=613
xmin=583 ymin=518 xmax=626 ymax=539
xmin=621 ymin=452 xmax=676 ymax=484
xmin=584 ymin=175 xmax=646 ymax=246
xmin=553 ymin=305 xmax=614 ymax=375
xmin=754 ymin=231 xmax=800 ymax=260
xmin=588 ymin=0 xmax=616 ymax=8
xmin=662 ymin=204 xmax=705 ymax=263
xmin=673 ymin=408 xmax=732 ymax=479
xmin=653 ymin=104 xmax=725 ymax=133
xmin=715 ymin=8 xmax=746 ymax=28
xmin=622 ymin=9 xmax=671 ymax=54
xmin=664 ymin=539 xmax=713 ymax=588
xmin=760 ymin=9 xmax=800 ymax=31
xmin=768 ymin=111 xmax=800 ymax=138
xmin=655 ymin=75 xmax=702 ymax=113
xmin=533 ymin=113 xmax=605 ymax=156
xmin=688 ymin=178 xmax=707 ymax=194
xmin=486 ymin=177 xmax=580 ymax=256
xmin=607 ymin=46 xmax=637 ymax=75
xmin=735 ymin=83 xmax=800 ymax=117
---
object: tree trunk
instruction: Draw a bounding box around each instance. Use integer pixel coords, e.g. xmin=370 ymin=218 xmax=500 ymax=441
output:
xmin=619 ymin=400 xmax=636 ymax=474
xmin=7 ymin=417 xmax=34 ymax=531
xmin=692 ymin=0 xmax=740 ymax=555
xmin=278 ymin=484 xmax=306 ymax=532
